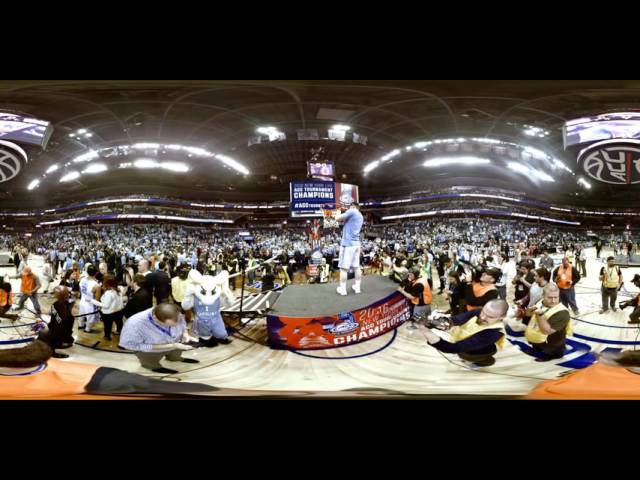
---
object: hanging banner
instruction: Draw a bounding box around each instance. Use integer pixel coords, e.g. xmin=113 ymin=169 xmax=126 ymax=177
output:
xmin=290 ymin=181 xmax=359 ymax=217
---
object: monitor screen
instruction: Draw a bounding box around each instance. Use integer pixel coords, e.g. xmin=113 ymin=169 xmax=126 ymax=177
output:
xmin=564 ymin=112 xmax=640 ymax=148
xmin=0 ymin=112 xmax=53 ymax=148
xmin=307 ymin=162 xmax=334 ymax=180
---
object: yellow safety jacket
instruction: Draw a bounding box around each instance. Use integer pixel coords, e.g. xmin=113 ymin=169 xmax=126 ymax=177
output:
xmin=450 ymin=315 xmax=506 ymax=349
xmin=602 ymin=266 xmax=620 ymax=289
xmin=525 ymin=300 xmax=573 ymax=344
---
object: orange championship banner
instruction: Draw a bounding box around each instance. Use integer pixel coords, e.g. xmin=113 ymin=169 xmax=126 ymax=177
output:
xmin=267 ymin=292 xmax=411 ymax=350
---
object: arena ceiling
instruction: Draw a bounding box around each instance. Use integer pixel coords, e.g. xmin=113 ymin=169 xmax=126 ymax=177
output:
xmin=2 ymin=79 xmax=640 ymax=211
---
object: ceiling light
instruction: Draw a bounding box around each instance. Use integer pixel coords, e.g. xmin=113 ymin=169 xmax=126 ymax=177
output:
xmin=77 ymin=129 xmax=87 ymax=134
xmin=507 ymin=162 xmax=554 ymax=182
xmin=45 ymin=164 xmax=59 ymax=174
xmin=82 ymin=163 xmax=108 ymax=174
xmin=215 ymin=154 xmax=250 ymax=175
xmin=578 ymin=177 xmax=592 ymax=189
xmin=60 ymin=171 xmax=80 ymax=183
xmin=424 ymin=156 xmax=491 ymax=167
xmin=132 ymin=143 xmax=160 ymax=150
xmin=161 ymin=162 xmax=190 ymax=173
xmin=27 ymin=179 xmax=40 ymax=190
xmin=134 ymin=159 xmax=159 ymax=169
xmin=331 ymin=124 xmax=351 ymax=131
xmin=183 ymin=146 xmax=210 ymax=157
xmin=363 ymin=160 xmax=380 ymax=174
xmin=72 ymin=150 xmax=99 ymax=163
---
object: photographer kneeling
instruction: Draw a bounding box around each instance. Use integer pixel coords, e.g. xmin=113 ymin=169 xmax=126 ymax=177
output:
xmin=423 ymin=299 xmax=508 ymax=367
xmin=397 ymin=269 xmax=432 ymax=327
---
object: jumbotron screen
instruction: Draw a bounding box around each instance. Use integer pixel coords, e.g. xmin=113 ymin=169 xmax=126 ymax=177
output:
xmin=564 ymin=112 xmax=640 ymax=148
xmin=0 ymin=112 xmax=53 ymax=149
xmin=307 ymin=161 xmax=334 ymax=181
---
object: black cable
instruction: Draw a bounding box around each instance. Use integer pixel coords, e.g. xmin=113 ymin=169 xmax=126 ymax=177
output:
xmin=0 ymin=311 xmax=40 ymax=340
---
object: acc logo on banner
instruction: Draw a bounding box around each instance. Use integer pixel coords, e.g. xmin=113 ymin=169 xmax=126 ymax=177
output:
xmin=578 ymin=139 xmax=640 ymax=184
xmin=0 ymin=140 xmax=28 ymax=184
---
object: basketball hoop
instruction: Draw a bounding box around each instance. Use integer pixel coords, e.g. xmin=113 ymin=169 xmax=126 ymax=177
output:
xmin=322 ymin=206 xmax=340 ymax=229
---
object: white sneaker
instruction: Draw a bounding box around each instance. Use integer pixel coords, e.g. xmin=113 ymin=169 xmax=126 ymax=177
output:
xmin=352 ymin=285 xmax=361 ymax=294
xmin=336 ymin=287 xmax=347 ymax=296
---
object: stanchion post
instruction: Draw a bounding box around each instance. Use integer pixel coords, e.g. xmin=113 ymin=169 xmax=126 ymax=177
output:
xmin=239 ymin=258 xmax=247 ymax=320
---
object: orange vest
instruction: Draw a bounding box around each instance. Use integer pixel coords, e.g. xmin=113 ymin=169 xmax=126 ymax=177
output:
xmin=21 ymin=273 xmax=36 ymax=294
xmin=527 ymin=363 xmax=640 ymax=400
xmin=556 ymin=265 xmax=572 ymax=289
xmin=0 ymin=289 xmax=12 ymax=307
xmin=467 ymin=282 xmax=497 ymax=311
xmin=411 ymin=278 xmax=432 ymax=306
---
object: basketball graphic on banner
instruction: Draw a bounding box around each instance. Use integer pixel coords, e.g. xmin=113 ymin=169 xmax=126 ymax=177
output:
xmin=0 ymin=140 xmax=28 ymax=184
xmin=577 ymin=139 xmax=640 ymax=185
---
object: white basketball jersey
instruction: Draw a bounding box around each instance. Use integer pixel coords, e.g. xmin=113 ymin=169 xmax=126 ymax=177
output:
xmin=80 ymin=277 xmax=98 ymax=303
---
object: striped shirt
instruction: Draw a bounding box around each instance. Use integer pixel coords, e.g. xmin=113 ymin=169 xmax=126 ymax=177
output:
xmin=119 ymin=308 xmax=185 ymax=353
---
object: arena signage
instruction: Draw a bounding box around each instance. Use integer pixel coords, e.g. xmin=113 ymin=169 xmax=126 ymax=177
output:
xmin=577 ymin=139 xmax=640 ymax=184
xmin=290 ymin=181 xmax=359 ymax=217
xmin=267 ymin=291 xmax=410 ymax=350
xmin=0 ymin=112 xmax=53 ymax=148
xmin=564 ymin=112 xmax=640 ymax=148
xmin=0 ymin=140 xmax=28 ymax=183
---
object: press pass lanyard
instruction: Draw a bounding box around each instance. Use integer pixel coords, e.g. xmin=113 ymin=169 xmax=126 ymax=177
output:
xmin=148 ymin=313 xmax=173 ymax=338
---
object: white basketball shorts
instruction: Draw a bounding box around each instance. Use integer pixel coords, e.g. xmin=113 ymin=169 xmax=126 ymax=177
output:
xmin=338 ymin=245 xmax=361 ymax=270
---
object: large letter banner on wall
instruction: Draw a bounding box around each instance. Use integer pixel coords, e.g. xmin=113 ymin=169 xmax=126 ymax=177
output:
xmin=290 ymin=181 xmax=336 ymax=216
xmin=267 ymin=292 xmax=411 ymax=350
xmin=290 ymin=181 xmax=360 ymax=217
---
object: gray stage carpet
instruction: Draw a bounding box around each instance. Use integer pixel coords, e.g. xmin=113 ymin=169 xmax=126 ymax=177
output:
xmin=270 ymin=276 xmax=399 ymax=317
xmin=614 ymin=254 xmax=640 ymax=267
xmin=0 ymin=254 xmax=12 ymax=267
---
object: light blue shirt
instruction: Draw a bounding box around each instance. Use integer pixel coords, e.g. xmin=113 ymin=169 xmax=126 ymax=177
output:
xmin=119 ymin=307 xmax=186 ymax=353
xmin=340 ymin=208 xmax=363 ymax=247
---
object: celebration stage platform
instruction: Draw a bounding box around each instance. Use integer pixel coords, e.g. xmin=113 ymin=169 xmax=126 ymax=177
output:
xmin=614 ymin=254 xmax=640 ymax=267
xmin=266 ymin=276 xmax=412 ymax=350
xmin=0 ymin=254 xmax=13 ymax=267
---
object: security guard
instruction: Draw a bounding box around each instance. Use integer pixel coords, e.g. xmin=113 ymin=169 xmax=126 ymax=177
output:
xmin=599 ymin=256 xmax=622 ymax=314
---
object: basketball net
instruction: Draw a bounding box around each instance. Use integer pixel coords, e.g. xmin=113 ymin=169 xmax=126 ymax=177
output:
xmin=322 ymin=205 xmax=340 ymax=229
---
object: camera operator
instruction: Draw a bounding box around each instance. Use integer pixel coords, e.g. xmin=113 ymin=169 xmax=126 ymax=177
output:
xmin=458 ymin=259 xmax=500 ymax=312
xmin=516 ymin=267 xmax=551 ymax=326
xmin=0 ymin=276 xmax=12 ymax=315
xmin=423 ymin=299 xmax=509 ymax=367
xmin=513 ymin=261 xmax=535 ymax=304
xmin=397 ymin=269 xmax=432 ymax=327
xmin=443 ymin=272 xmax=463 ymax=315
